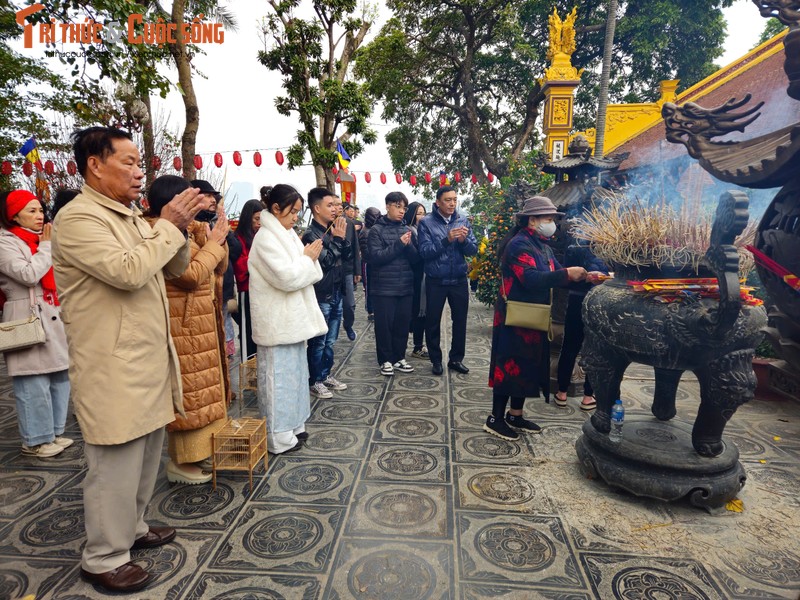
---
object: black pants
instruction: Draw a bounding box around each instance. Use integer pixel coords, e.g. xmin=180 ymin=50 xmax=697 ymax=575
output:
xmin=411 ymin=315 xmax=426 ymax=350
xmin=373 ymin=294 xmax=412 ymax=365
xmin=492 ymin=393 xmax=525 ymax=418
xmin=343 ymin=275 xmax=356 ymax=330
xmin=238 ymin=290 xmax=257 ymax=361
xmin=556 ymin=293 xmax=593 ymax=396
xmin=425 ymin=278 xmax=469 ymax=365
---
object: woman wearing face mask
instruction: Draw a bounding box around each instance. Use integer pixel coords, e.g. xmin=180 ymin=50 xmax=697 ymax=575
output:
xmin=484 ymin=196 xmax=586 ymax=441
xmin=248 ymin=184 xmax=325 ymax=453
xmin=0 ymin=190 xmax=72 ymax=458
xmin=146 ymin=175 xmax=231 ymax=484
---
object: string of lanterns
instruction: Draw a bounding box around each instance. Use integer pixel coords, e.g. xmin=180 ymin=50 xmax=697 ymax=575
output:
xmin=1 ymin=149 xmax=498 ymax=185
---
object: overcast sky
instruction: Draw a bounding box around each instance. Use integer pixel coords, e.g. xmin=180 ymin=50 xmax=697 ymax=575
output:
xmin=12 ymin=0 xmax=768 ymax=213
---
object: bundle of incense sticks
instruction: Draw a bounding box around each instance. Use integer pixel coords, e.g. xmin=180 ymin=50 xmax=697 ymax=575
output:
xmin=745 ymin=245 xmax=800 ymax=292
xmin=626 ymin=278 xmax=763 ymax=306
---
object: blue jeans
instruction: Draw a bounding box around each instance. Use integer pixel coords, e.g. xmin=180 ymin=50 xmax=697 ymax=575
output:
xmin=307 ymin=292 xmax=343 ymax=385
xmin=13 ymin=370 xmax=70 ymax=446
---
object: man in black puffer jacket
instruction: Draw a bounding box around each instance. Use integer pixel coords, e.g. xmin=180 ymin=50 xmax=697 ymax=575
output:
xmin=366 ymin=192 xmax=419 ymax=376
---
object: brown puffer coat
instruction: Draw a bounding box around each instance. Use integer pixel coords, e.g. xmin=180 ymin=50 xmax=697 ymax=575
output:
xmin=150 ymin=219 xmax=231 ymax=432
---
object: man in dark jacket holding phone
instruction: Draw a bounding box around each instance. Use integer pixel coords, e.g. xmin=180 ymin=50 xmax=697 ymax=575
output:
xmin=417 ymin=186 xmax=478 ymax=375
xmin=366 ymin=192 xmax=419 ymax=376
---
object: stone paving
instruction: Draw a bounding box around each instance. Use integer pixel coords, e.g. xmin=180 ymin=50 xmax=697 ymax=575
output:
xmin=1 ymin=297 xmax=799 ymax=599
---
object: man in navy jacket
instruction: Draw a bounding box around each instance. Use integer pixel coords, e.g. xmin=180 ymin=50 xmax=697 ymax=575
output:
xmin=417 ymin=186 xmax=478 ymax=375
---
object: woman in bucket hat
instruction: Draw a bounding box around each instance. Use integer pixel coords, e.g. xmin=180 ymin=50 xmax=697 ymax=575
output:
xmin=484 ymin=196 xmax=587 ymax=441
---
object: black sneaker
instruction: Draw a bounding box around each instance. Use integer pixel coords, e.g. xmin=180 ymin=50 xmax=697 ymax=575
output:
xmin=483 ymin=415 xmax=519 ymax=441
xmin=505 ymin=412 xmax=542 ymax=434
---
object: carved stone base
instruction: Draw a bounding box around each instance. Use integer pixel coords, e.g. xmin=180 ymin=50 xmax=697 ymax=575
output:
xmin=575 ymin=417 xmax=746 ymax=512
xmin=769 ymin=360 xmax=800 ymax=402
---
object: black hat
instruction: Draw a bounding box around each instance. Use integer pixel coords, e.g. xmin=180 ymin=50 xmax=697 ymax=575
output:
xmin=190 ymin=179 xmax=219 ymax=196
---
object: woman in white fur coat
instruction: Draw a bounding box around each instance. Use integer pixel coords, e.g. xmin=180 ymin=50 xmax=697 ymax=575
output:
xmin=248 ymin=184 xmax=326 ymax=453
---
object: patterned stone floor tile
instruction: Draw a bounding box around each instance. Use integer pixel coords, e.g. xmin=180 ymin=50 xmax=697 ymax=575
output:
xmin=710 ymin=551 xmax=800 ymax=600
xmin=362 ymin=443 xmax=450 ymax=484
xmin=147 ymin=478 xmax=254 ymax=531
xmin=0 ymin=557 xmax=76 ymax=600
xmin=0 ymin=402 xmax=16 ymax=425
xmin=344 ymin=481 xmax=452 ymax=540
xmin=254 ymin=457 xmax=359 ymax=505
xmin=389 ymin=372 xmax=447 ymax=393
xmin=325 ymin=539 xmax=454 ymax=599
xmin=457 ymin=512 xmax=586 ymax=591
xmin=452 ymin=405 xmax=491 ymax=430
xmin=452 ymin=386 xmax=492 ymax=405
xmin=374 ymin=414 xmax=448 ymax=445
xmin=0 ymin=438 xmax=86 ymax=471
xmin=210 ymin=504 xmax=343 ymax=574
xmin=455 ymin=465 xmax=555 ymax=514
xmin=336 ymin=365 xmax=387 ymax=384
xmin=183 ymin=571 xmax=322 ymax=599
xmin=49 ymin=531 xmax=222 ymax=599
xmin=307 ymin=401 xmax=381 ymax=426
xmin=0 ymin=494 xmax=85 ymax=560
xmin=742 ymin=462 xmax=800 ymax=507
xmin=461 ymin=584 xmax=592 ymax=600
xmin=301 ymin=425 xmax=372 ymax=458
xmin=327 ymin=381 xmax=385 ymax=401
xmin=526 ymin=400 xmax=581 ymax=420
xmin=0 ymin=468 xmax=78 ymax=520
xmin=452 ymin=430 xmax=535 ymax=466
xmin=533 ymin=421 xmax=585 ymax=460
xmin=382 ymin=392 xmax=448 ymax=416
xmin=579 ymin=552 xmax=726 ymax=599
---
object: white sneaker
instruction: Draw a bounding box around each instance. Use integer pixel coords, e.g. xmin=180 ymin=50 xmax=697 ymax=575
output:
xmin=53 ymin=436 xmax=74 ymax=449
xmin=393 ymin=359 xmax=415 ymax=373
xmin=380 ymin=362 xmax=394 ymax=376
xmin=310 ymin=382 xmax=333 ymax=398
xmin=322 ymin=376 xmax=347 ymax=391
xmin=21 ymin=442 xmax=64 ymax=458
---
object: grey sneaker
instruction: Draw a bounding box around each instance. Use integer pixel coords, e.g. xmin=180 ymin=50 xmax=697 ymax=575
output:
xmin=53 ymin=436 xmax=74 ymax=448
xmin=393 ymin=359 xmax=415 ymax=373
xmin=310 ymin=382 xmax=333 ymax=398
xmin=21 ymin=442 xmax=64 ymax=458
xmin=322 ymin=376 xmax=348 ymax=391
xmin=380 ymin=362 xmax=394 ymax=376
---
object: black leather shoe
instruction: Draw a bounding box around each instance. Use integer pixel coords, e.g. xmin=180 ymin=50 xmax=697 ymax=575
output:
xmin=131 ymin=526 xmax=176 ymax=550
xmin=81 ymin=562 xmax=152 ymax=593
xmin=432 ymin=362 xmax=443 ymax=375
xmin=296 ymin=431 xmax=309 ymax=441
xmin=448 ymin=361 xmax=470 ymax=374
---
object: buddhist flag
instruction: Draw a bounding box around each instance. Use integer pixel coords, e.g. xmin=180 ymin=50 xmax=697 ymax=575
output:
xmin=336 ymin=140 xmax=351 ymax=169
xmin=19 ymin=137 xmax=40 ymax=164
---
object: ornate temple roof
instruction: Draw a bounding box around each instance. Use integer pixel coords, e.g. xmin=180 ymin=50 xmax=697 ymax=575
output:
xmin=543 ymin=135 xmax=628 ymax=174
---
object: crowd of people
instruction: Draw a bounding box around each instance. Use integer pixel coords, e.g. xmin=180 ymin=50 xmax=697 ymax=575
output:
xmin=0 ymin=126 xmax=605 ymax=594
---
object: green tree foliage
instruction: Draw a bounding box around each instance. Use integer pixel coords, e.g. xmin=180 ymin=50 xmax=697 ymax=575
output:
xmin=356 ymin=0 xmax=732 ymax=180
xmin=756 ymin=17 xmax=787 ymax=47
xmin=259 ymin=0 xmax=377 ymax=189
xmin=472 ymin=155 xmax=553 ymax=307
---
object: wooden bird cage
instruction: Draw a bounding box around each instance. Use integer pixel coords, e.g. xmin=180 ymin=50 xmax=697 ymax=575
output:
xmin=211 ymin=417 xmax=268 ymax=491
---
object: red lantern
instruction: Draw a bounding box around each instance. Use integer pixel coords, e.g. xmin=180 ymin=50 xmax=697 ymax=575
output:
xmin=275 ymin=150 xmax=284 ymax=166
xmin=364 ymin=172 xmax=371 ymax=183
xmin=471 ymin=174 xmax=478 ymax=184
xmin=395 ymin=173 xmax=402 ymax=184
xmin=454 ymin=171 xmax=462 ymax=183
xmin=424 ymin=172 xmax=431 ymax=184
xmin=173 ymin=157 xmax=182 ymax=171
xmin=151 ymin=156 xmax=161 ymax=171
xmin=380 ymin=172 xmax=387 ymax=184
xmin=1 ymin=161 xmax=12 ymax=176
xmin=233 ymin=151 xmax=242 ymax=166
xmin=67 ymin=160 xmax=77 ymax=175
xmin=336 ymin=175 xmax=341 ymax=184
xmin=44 ymin=160 xmax=54 ymax=175
xmin=194 ymin=155 xmax=203 ymax=170
xmin=214 ymin=152 xmax=223 ymax=168
xmin=410 ymin=175 xmax=417 ymax=186
xmin=487 ymin=172 xmax=495 ymax=183
xmin=332 ymin=165 xmax=338 ymax=175
xmin=253 ymin=152 xmax=262 ymax=167
xmin=440 ymin=173 xmax=447 ymax=185
xmin=23 ymin=162 xmax=33 ymax=176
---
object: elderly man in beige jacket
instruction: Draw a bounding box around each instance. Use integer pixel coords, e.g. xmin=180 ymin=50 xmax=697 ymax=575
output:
xmin=52 ymin=127 xmax=203 ymax=594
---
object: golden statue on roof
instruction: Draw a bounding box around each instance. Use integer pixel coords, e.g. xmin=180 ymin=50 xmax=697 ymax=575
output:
xmin=547 ymin=6 xmax=578 ymax=62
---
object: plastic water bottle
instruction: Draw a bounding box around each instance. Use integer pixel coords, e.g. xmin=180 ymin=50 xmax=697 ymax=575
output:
xmin=609 ymin=399 xmax=624 ymax=443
